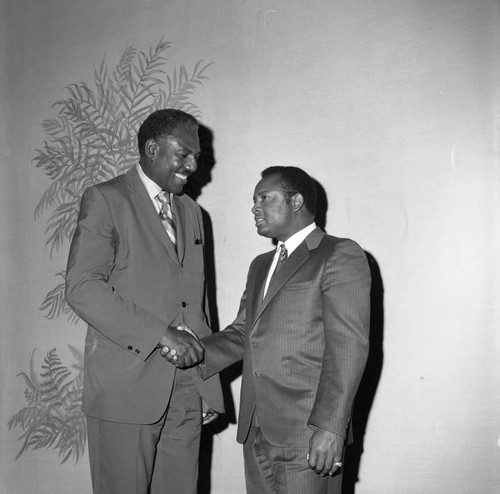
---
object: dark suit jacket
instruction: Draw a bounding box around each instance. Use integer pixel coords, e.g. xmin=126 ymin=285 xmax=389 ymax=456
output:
xmin=202 ymin=228 xmax=370 ymax=446
xmin=66 ymin=167 xmax=223 ymax=424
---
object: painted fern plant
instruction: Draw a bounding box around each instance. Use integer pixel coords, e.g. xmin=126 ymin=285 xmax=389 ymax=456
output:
xmin=34 ymin=37 xmax=212 ymax=307
xmin=10 ymin=38 xmax=213 ymax=463
xmin=8 ymin=347 xmax=85 ymax=464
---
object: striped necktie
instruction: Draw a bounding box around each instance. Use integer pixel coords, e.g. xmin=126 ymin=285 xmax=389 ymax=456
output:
xmin=156 ymin=191 xmax=177 ymax=250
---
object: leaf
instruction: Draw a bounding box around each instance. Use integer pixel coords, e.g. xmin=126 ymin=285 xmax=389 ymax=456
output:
xmin=33 ymin=36 xmax=213 ymax=325
xmin=8 ymin=347 xmax=87 ymax=463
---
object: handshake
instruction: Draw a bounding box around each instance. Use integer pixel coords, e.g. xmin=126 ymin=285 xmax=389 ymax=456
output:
xmin=158 ymin=323 xmax=204 ymax=369
xmin=158 ymin=324 xmax=220 ymax=425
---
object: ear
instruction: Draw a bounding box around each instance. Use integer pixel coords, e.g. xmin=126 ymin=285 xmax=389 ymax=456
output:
xmin=145 ymin=138 xmax=158 ymax=159
xmin=291 ymin=193 xmax=305 ymax=212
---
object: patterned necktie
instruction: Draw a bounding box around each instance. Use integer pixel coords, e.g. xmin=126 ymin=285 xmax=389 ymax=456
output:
xmin=263 ymin=243 xmax=288 ymax=299
xmin=272 ymin=243 xmax=288 ymax=277
xmin=156 ymin=191 xmax=177 ymax=250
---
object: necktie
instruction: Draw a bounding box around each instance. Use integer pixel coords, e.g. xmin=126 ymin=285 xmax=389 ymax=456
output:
xmin=263 ymin=243 xmax=288 ymax=299
xmin=272 ymin=243 xmax=288 ymax=277
xmin=157 ymin=191 xmax=177 ymax=250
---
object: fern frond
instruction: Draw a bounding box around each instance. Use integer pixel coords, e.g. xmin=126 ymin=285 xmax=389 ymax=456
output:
xmin=192 ymin=59 xmax=214 ymax=80
xmin=112 ymin=46 xmax=137 ymax=90
xmin=54 ymin=401 xmax=86 ymax=463
xmin=26 ymin=421 xmax=59 ymax=451
xmin=44 ymin=200 xmax=80 ymax=258
xmin=119 ymin=40 xmax=170 ymax=130
xmin=41 ymin=117 xmax=70 ymax=139
xmin=165 ymin=61 xmax=213 ymax=118
xmin=9 ymin=347 xmax=87 ymax=463
xmin=39 ymin=271 xmax=79 ymax=323
xmin=16 ymin=372 xmax=41 ymax=399
xmin=94 ymin=55 xmax=111 ymax=107
xmin=8 ymin=404 xmax=41 ymax=432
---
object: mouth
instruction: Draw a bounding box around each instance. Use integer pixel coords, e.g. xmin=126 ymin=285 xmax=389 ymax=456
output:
xmin=254 ymin=217 xmax=265 ymax=227
xmin=175 ymin=172 xmax=189 ymax=183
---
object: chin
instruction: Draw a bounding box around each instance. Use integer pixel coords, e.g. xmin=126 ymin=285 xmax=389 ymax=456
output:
xmin=257 ymin=228 xmax=272 ymax=238
xmin=169 ymin=184 xmax=185 ymax=195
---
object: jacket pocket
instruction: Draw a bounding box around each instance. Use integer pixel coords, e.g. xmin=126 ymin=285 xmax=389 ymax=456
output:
xmin=281 ymin=281 xmax=312 ymax=291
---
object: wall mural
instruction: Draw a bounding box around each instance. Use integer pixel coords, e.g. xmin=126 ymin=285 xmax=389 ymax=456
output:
xmin=8 ymin=37 xmax=213 ymax=464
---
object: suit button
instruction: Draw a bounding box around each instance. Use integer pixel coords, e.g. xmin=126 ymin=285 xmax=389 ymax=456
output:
xmin=181 ymin=301 xmax=187 ymax=307
xmin=135 ymin=349 xmax=140 ymax=354
xmin=254 ymin=371 xmax=260 ymax=378
xmin=127 ymin=345 xmax=133 ymax=350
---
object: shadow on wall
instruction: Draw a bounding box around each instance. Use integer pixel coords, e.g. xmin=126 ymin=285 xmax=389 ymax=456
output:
xmin=314 ymin=179 xmax=385 ymax=494
xmin=342 ymin=251 xmax=384 ymax=494
xmin=185 ymin=124 xmax=241 ymax=494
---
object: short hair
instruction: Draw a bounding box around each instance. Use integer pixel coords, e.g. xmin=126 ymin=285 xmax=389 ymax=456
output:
xmin=261 ymin=166 xmax=317 ymax=216
xmin=137 ymin=109 xmax=198 ymax=155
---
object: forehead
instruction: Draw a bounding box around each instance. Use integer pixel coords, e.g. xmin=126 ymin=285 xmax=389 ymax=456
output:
xmin=166 ymin=125 xmax=200 ymax=154
xmin=254 ymin=174 xmax=284 ymax=195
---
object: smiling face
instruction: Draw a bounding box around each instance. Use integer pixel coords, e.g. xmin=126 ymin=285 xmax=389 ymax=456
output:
xmin=143 ymin=125 xmax=201 ymax=195
xmin=252 ymin=173 xmax=298 ymax=242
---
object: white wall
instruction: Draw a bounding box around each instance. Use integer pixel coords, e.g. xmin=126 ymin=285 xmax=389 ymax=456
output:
xmin=1 ymin=1 xmax=499 ymax=493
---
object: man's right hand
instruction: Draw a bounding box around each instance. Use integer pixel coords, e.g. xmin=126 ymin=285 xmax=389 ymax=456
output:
xmin=159 ymin=324 xmax=204 ymax=368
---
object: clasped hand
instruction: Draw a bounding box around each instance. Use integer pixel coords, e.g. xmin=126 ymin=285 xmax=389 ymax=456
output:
xmin=159 ymin=326 xmax=219 ymax=425
xmin=158 ymin=323 xmax=204 ymax=368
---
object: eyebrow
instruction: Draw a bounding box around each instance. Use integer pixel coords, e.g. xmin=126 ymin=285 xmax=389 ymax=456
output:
xmin=259 ymin=186 xmax=282 ymax=193
xmin=253 ymin=187 xmax=279 ymax=200
xmin=255 ymin=188 xmax=272 ymax=196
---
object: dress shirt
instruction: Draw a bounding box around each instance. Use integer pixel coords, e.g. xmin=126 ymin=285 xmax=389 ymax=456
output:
xmin=136 ymin=163 xmax=173 ymax=213
xmin=263 ymin=222 xmax=317 ymax=297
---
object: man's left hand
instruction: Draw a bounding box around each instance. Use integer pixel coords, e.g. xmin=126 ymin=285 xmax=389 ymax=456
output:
xmin=307 ymin=428 xmax=344 ymax=477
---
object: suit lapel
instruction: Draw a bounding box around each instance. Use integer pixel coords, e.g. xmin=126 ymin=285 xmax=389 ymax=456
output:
xmin=249 ymin=253 xmax=274 ymax=323
xmin=258 ymin=243 xmax=309 ymax=314
xmin=123 ymin=168 xmax=179 ymax=262
xmin=172 ymin=195 xmax=186 ymax=264
xmin=251 ymin=228 xmax=325 ymax=329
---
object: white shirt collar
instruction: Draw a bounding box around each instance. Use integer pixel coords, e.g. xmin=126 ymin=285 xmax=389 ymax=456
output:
xmin=136 ymin=163 xmax=162 ymax=203
xmin=263 ymin=222 xmax=317 ymax=299
xmin=278 ymin=222 xmax=316 ymax=256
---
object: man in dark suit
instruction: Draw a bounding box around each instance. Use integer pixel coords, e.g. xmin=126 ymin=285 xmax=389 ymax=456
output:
xmin=65 ymin=109 xmax=223 ymax=494
xmin=171 ymin=166 xmax=371 ymax=493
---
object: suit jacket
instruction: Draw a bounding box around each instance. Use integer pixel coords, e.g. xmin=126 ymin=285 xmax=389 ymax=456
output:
xmin=202 ymin=227 xmax=370 ymax=446
xmin=66 ymin=167 xmax=223 ymax=424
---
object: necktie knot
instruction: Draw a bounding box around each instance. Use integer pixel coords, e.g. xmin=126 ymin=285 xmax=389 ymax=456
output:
xmin=157 ymin=191 xmax=172 ymax=220
xmin=274 ymin=243 xmax=288 ymax=274
xmin=277 ymin=243 xmax=288 ymax=263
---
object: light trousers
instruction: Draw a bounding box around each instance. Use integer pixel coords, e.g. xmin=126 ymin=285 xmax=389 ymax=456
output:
xmin=87 ymin=370 xmax=202 ymax=494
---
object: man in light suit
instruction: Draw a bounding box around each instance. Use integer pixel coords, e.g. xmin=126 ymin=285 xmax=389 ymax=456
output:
xmin=171 ymin=166 xmax=370 ymax=493
xmin=65 ymin=109 xmax=223 ymax=494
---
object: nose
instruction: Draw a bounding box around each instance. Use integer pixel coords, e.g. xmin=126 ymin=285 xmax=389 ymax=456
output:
xmin=251 ymin=202 xmax=259 ymax=214
xmin=185 ymin=155 xmax=198 ymax=173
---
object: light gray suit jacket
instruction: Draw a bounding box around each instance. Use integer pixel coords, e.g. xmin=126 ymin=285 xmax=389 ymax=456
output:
xmin=66 ymin=167 xmax=223 ymax=424
xmin=202 ymin=228 xmax=370 ymax=446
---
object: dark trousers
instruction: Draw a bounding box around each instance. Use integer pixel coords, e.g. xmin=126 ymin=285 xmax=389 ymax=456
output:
xmin=243 ymin=425 xmax=343 ymax=494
